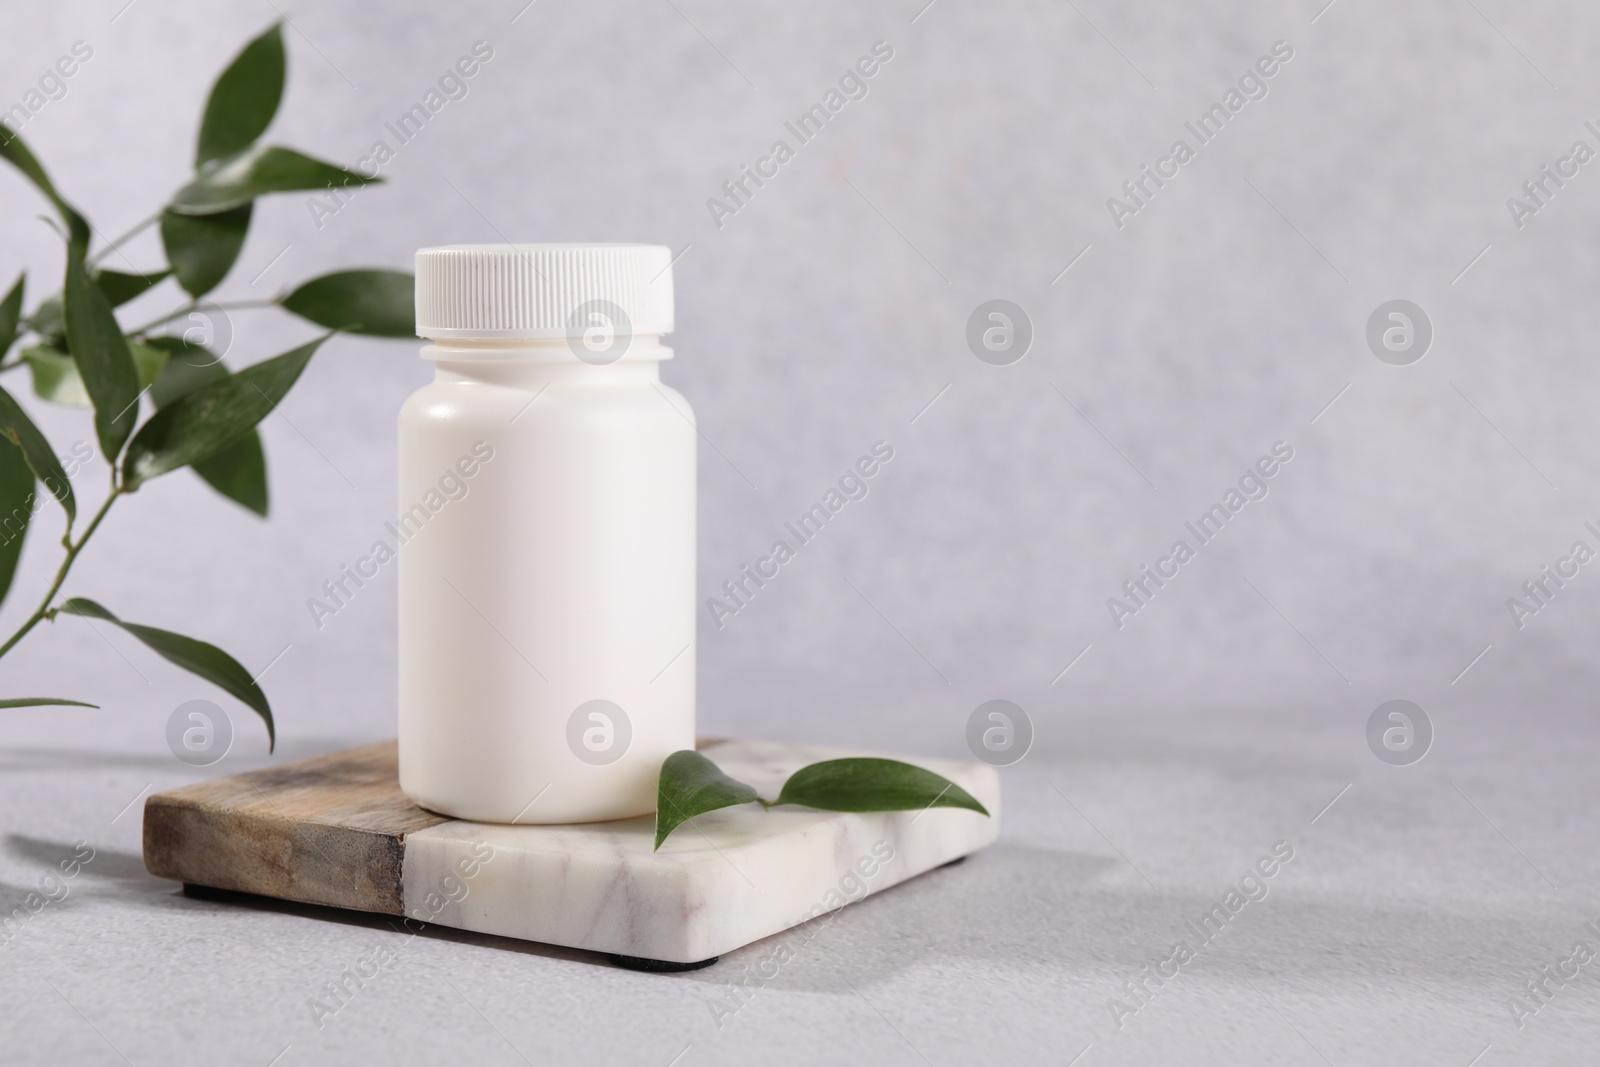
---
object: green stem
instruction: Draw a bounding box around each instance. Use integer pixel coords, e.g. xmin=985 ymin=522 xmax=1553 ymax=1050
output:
xmin=125 ymin=299 xmax=196 ymax=338
xmin=126 ymin=297 xmax=278 ymax=339
xmin=87 ymin=212 xmax=163 ymax=270
xmin=0 ymin=488 xmax=122 ymax=660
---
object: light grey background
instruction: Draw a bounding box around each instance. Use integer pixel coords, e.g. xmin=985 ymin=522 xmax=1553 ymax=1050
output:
xmin=3 ymin=0 xmax=1599 ymax=1064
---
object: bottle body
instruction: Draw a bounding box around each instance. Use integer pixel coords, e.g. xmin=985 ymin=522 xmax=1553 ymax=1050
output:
xmin=398 ymin=350 xmax=696 ymax=822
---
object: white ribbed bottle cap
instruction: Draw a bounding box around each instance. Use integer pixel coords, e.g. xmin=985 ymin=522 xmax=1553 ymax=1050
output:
xmin=414 ymin=244 xmax=674 ymax=342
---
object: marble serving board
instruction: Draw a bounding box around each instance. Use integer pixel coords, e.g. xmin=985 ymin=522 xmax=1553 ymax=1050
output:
xmin=142 ymin=739 xmax=1000 ymax=965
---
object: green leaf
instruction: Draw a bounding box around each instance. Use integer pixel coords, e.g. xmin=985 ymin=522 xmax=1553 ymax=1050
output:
xmin=128 ymin=340 xmax=171 ymax=390
xmin=169 ymin=145 xmax=380 ymax=216
xmin=0 ymin=273 xmax=24 ymax=356
xmin=0 ymin=697 xmax=97 ymax=709
xmin=21 ymin=345 xmax=89 ymax=407
xmin=63 ymin=247 xmax=140 ymax=459
xmin=24 ymin=296 xmax=63 ymax=350
xmin=147 ymin=341 xmax=268 ymax=516
xmin=0 ymin=440 xmax=34 ymax=606
xmin=19 ymin=338 xmax=154 ymax=408
xmin=94 ymin=269 xmax=171 ymax=308
xmin=280 ymin=270 xmax=415 ymax=337
xmin=193 ymin=437 xmax=267 ymax=516
xmin=654 ymin=750 xmax=760 ymax=850
xmin=122 ymin=334 xmax=325 ymax=487
xmin=0 ymin=382 xmax=74 ymax=523
xmin=196 ymin=23 xmax=285 ymax=168
xmin=144 ymin=336 xmax=224 ymax=405
xmin=160 ymin=205 xmax=251 ymax=297
xmin=59 ymin=598 xmax=272 ymax=749
xmin=772 ymin=759 xmax=990 ymax=816
xmin=0 ymin=131 xmax=89 ymax=250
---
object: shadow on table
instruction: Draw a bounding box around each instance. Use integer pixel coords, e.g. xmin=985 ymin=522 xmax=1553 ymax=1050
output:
xmin=6 ymin=835 xmax=151 ymax=882
xmin=11 ymin=832 xmax=1576 ymax=1003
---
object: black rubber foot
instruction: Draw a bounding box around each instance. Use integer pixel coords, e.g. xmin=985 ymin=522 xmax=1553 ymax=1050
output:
xmin=184 ymin=883 xmax=254 ymax=902
xmin=939 ymin=855 xmax=968 ymax=868
xmin=608 ymin=953 xmax=718 ymax=973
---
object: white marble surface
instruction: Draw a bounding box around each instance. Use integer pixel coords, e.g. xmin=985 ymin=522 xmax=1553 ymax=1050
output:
xmin=401 ymin=740 xmax=1001 ymax=962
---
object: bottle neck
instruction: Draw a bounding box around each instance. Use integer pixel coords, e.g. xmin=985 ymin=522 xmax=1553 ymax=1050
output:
xmin=422 ymin=336 xmax=671 ymax=362
xmin=422 ymin=336 xmax=670 ymax=387
xmin=431 ymin=359 xmax=663 ymax=388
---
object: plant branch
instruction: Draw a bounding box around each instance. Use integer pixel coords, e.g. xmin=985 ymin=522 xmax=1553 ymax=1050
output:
xmin=125 ymin=299 xmax=196 ymax=337
xmin=0 ymin=487 xmax=122 ymax=660
xmin=126 ymin=298 xmax=278 ymax=338
xmin=87 ymin=211 xmax=163 ymax=269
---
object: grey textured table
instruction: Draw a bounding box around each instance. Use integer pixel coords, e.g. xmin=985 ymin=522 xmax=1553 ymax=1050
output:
xmin=3 ymin=702 xmax=1596 ymax=1066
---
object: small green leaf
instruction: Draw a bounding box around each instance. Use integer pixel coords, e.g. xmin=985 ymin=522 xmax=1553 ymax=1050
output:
xmin=0 ymin=131 xmax=89 ymax=250
xmin=22 ymin=345 xmax=90 ymax=407
xmin=24 ymin=296 xmax=64 ymax=350
xmin=169 ymin=145 xmax=380 ymax=216
xmin=161 ymin=206 xmax=251 ymax=297
xmin=63 ymin=247 xmax=140 ymax=459
xmin=59 ymin=598 xmax=272 ymax=749
xmin=95 ymin=269 xmax=171 ymax=309
xmin=280 ymin=270 xmax=415 ymax=338
xmin=127 ymin=340 xmax=171 ymax=391
xmin=654 ymin=750 xmax=761 ymax=850
xmin=0 ymin=273 xmax=24 ymax=356
xmin=772 ymin=759 xmax=989 ymax=816
xmin=0 ymin=697 xmax=97 ymax=709
xmin=0 ymin=383 xmax=74 ymax=523
xmin=122 ymin=334 xmax=325 ymax=487
xmin=193 ymin=437 xmax=267 ymax=516
xmin=16 ymin=326 xmax=158 ymax=407
xmin=147 ymin=341 xmax=268 ymax=516
xmin=196 ymin=23 xmax=285 ymax=168
xmin=144 ymin=336 xmax=225 ymax=406
xmin=0 ymin=440 xmax=34 ymax=606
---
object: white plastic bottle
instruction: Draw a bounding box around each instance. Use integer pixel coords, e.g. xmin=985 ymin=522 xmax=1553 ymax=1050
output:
xmin=399 ymin=244 xmax=696 ymax=823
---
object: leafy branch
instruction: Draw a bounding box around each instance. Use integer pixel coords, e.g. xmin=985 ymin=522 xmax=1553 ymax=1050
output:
xmin=0 ymin=23 xmax=416 ymax=739
xmin=653 ymin=750 xmax=989 ymax=849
